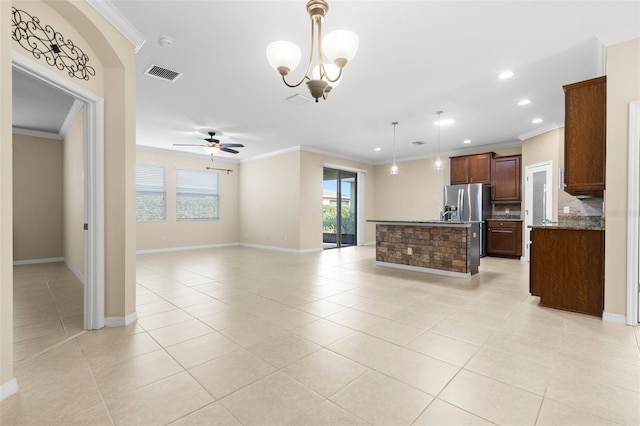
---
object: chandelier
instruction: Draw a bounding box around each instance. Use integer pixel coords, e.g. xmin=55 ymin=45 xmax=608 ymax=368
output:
xmin=266 ymin=0 xmax=359 ymax=102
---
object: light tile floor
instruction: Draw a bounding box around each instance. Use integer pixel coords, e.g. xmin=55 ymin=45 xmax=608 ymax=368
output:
xmin=2 ymin=246 xmax=639 ymax=425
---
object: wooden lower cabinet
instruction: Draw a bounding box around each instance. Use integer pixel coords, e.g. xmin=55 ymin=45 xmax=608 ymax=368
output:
xmin=487 ymin=220 xmax=522 ymax=257
xmin=529 ymin=227 xmax=604 ymax=316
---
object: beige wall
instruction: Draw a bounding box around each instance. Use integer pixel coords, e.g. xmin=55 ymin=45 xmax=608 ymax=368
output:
xmin=239 ymin=150 xmax=301 ymax=250
xmin=136 ymin=149 xmax=240 ymax=250
xmin=300 ymin=151 xmax=376 ymax=248
xmin=63 ymin=110 xmax=84 ymax=276
xmin=237 ymin=148 xmax=375 ymax=251
xmin=374 ymin=157 xmax=449 ymax=223
xmin=12 ymin=135 xmax=64 ymax=261
xmin=1 ymin=0 xmax=14 ymax=388
xmin=2 ymin=0 xmax=137 ymax=391
xmin=604 ymin=37 xmax=640 ymax=316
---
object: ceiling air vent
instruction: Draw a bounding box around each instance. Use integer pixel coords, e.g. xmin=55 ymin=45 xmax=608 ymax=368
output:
xmin=144 ymin=64 xmax=182 ymax=82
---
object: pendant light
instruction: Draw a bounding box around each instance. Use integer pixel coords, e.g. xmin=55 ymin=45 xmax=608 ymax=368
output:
xmin=390 ymin=121 xmax=399 ymax=175
xmin=434 ymin=111 xmax=444 ymax=171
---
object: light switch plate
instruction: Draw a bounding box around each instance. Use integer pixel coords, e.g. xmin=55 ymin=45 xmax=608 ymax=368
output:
xmin=563 ymin=206 xmax=570 ymax=213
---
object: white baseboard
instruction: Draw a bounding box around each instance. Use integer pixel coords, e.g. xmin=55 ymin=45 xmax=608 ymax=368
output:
xmin=0 ymin=378 xmax=18 ymax=401
xmin=363 ymin=241 xmax=376 ymax=246
xmin=136 ymin=243 xmax=239 ymax=254
xmin=105 ymin=311 xmax=138 ymax=327
xmin=602 ymin=312 xmax=628 ymax=324
xmin=64 ymin=259 xmax=85 ymax=284
xmin=13 ymin=257 xmax=64 ymax=265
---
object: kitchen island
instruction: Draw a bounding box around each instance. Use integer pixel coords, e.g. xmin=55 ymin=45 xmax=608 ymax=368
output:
xmin=369 ymin=220 xmax=481 ymax=278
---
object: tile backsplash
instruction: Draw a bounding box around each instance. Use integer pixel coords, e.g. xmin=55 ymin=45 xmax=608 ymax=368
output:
xmin=558 ymin=196 xmax=603 ymax=221
xmin=492 ymin=203 xmax=521 ymax=219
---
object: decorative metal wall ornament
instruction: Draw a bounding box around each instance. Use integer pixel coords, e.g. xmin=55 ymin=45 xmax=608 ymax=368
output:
xmin=11 ymin=7 xmax=96 ymax=81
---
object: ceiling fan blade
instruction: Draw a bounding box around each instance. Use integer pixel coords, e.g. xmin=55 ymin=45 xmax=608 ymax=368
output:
xmin=220 ymin=143 xmax=244 ymax=148
xmin=173 ymin=143 xmax=206 ymax=147
xmin=220 ymin=147 xmax=239 ymax=154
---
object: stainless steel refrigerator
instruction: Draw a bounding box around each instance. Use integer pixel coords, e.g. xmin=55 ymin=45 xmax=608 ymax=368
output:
xmin=443 ymin=183 xmax=492 ymax=256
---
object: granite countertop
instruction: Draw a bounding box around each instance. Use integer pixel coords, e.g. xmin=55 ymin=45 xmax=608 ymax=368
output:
xmin=528 ymin=221 xmax=604 ymax=231
xmin=367 ymin=220 xmax=475 ymax=227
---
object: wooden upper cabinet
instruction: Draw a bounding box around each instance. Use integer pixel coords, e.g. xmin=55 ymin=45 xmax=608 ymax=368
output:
xmin=450 ymin=152 xmax=494 ymax=185
xmin=491 ymin=155 xmax=521 ymax=203
xmin=450 ymin=156 xmax=469 ymax=184
xmin=563 ymin=76 xmax=606 ymax=196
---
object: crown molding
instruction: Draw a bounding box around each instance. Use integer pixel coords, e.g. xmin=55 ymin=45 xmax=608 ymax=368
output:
xmin=518 ymin=122 xmax=562 ymax=141
xmin=86 ymin=0 xmax=146 ymax=53
xmin=59 ymin=99 xmax=84 ymax=138
xmin=12 ymin=127 xmax=63 ymax=140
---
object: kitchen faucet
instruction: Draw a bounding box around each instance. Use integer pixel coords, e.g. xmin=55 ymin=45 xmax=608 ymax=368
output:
xmin=442 ymin=210 xmax=456 ymax=220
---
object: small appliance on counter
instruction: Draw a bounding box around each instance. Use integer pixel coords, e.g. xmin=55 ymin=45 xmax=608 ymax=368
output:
xmin=443 ymin=183 xmax=492 ymax=256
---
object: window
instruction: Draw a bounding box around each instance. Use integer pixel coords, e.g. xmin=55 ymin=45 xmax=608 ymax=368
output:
xmin=176 ymin=168 xmax=219 ymax=221
xmin=136 ymin=163 xmax=167 ymax=222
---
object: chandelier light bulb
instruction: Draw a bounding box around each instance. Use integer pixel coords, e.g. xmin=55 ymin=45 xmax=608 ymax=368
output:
xmin=322 ymin=30 xmax=359 ymax=67
xmin=266 ymin=41 xmax=301 ymax=75
xmin=390 ymin=163 xmax=399 ymax=175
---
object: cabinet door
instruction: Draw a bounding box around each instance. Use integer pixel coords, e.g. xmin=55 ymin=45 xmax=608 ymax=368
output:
xmin=563 ymin=76 xmax=606 ymax=196
xmin=450 ymin=157 xmax=469 ymax=184
xmin=468 ymin=153 xmax=492 ymax=184
xmin=487 ymin=222 xmax=515 ymax=255
xmin=529 ymin=228 xmax=604 ymax=316
xmin=491 ymin=155 xmax=521 ymax=202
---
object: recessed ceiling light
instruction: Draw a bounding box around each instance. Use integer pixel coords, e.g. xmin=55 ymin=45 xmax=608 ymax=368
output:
xmin=463 ymin=139 xmax=471 ymax=144
xmin=374 ymin=147 xmax=381 ymax=151
xmin=532 ymin=118 xmax=543 ymax=124
xmin=518 ymin=99 xmax=531 ymax=106
xmin=435 ymin=119 xmax=455 ymax=126
xmin=499 ymin=70 xmax=514 ymax=79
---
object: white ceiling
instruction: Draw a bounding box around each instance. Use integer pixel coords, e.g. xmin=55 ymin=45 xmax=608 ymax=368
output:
xmin=12 ymin=1 xmax=640 ymax=164
xmin=12 ymin=68 xmax=76 ymax=136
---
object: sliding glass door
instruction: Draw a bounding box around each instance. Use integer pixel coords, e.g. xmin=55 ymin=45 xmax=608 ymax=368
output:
xmin=323 ymin=168 xmax=357 ymax=249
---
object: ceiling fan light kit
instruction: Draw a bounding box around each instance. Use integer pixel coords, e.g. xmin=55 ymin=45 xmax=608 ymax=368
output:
xmin=266 ymin=0 xmax=359 ymax=102
xmin=172 ymin=131 xmax=245 ymax=156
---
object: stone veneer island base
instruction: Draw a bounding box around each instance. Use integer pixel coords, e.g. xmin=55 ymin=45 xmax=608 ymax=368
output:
xmin=370 ymin=221 xmax=481 ymax=278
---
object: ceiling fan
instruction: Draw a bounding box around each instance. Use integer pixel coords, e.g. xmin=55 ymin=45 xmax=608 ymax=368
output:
xmin=173 ymin=131 xmax=245 ymax=154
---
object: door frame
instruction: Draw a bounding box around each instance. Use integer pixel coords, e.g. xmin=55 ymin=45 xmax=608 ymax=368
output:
xmin=323 ymin=162 xmax=366 ymax=246
xmin=12 ymin=52 xmax=105 ymax=329
xmin=626 ymin=100 xmax=640 ymax=325
xmin=524 ymin=161 xmax=553 ymax=261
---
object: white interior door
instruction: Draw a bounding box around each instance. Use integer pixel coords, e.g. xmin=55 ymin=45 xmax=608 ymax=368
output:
xmin=524 ymin=161 xmax=553 ymax=261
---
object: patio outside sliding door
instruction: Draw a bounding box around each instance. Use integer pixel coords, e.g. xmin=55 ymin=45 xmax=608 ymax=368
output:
xmin=323 ymin=168 xmax=357 ymax=249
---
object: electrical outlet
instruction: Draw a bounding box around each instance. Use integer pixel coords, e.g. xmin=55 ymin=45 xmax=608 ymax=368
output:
xmin=563 ymin=206 xmax=570 ymax=214
xmin=407 ymin=247 xmax=412 ymax=255
xmin=505 ymin=208 xmax=510 ymax=214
